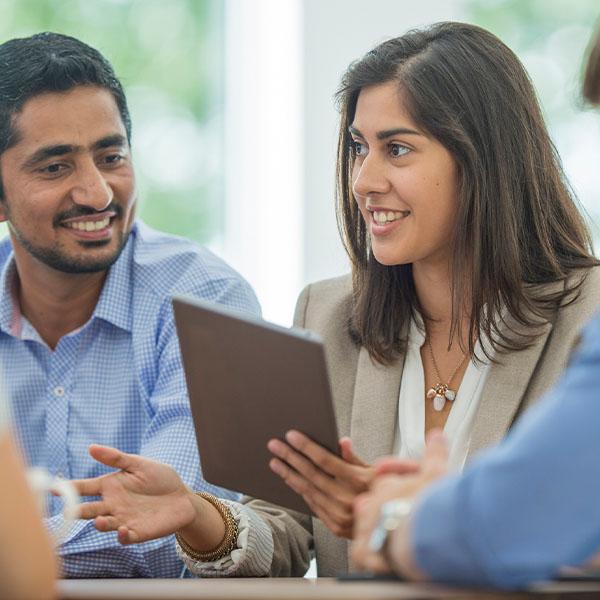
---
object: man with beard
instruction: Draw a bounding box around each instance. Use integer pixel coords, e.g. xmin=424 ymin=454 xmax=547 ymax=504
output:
xmin=0 ymin=32 xmax=259 ymax=577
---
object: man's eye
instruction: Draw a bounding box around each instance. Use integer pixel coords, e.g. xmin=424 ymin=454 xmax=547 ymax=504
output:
xmin=104 ymin=154 xmax=124 ymax=165
xmin=389 ymin=143 xmax=410 ymax=158
xmin=351 ymin=141 xmax=368 ymax=157
xmin=42 ymin=163 xmax=65 ymax=175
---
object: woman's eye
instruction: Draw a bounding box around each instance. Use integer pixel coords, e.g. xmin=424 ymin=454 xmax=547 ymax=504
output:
xmin=351 ymin=141 xmax=368 ymax=157
xmin=389 ymin=143 xmax=410 ymax=158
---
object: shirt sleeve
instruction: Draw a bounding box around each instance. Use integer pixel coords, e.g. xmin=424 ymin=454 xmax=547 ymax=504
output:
xmin=410 ymin=312 xmax=600 ymax=589
xmin=57 ymin=276 xmax=261 ymax=578
xmin=176 ymin=500 xmax=275 ymax=577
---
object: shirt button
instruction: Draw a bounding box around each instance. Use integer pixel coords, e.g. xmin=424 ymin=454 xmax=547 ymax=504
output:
xmin=53 ymin=386 xmax=65 ymax=397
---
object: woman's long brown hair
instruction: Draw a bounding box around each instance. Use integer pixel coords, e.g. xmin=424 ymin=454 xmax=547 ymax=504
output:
xmin=336 ymin=22 xmax=599 ymax=365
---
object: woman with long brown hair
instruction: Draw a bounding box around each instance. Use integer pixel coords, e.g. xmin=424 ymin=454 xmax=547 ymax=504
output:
xmin=75 ymin=22 xmax=600 ymax=577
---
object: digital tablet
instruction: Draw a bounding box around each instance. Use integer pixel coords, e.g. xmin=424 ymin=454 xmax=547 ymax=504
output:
xmin=172 ymin=295 xmax=339 ymax=514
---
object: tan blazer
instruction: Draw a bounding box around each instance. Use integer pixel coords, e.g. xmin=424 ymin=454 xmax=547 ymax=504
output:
xmin=245 ymin=267 xmax=600 ymax=577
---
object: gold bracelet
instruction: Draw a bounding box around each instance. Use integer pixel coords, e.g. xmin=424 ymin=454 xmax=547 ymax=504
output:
xmin=175 ymin=492 xmax=239 ymax=563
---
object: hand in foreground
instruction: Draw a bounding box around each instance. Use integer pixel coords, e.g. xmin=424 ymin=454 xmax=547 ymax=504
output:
xmin=72 ymin=445 xmax=196 ymax=545
xmin=268 ymin=431 xmax=419 ymax=539
xmin=351 ymin=429 xmax=449 ymax=577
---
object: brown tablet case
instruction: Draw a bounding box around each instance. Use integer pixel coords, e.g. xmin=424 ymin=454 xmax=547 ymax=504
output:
xmin=172 ymin=295 xmax=339 ymax=514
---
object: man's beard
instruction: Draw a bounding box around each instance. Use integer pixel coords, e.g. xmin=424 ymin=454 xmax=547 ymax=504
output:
xmin=12 ymin=229 xmax=129 ymax=273
xmin=9 ymin=203 xmax=130 ymax=274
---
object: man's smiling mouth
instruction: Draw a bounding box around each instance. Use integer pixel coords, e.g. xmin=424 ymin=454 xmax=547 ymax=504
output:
xmin=64 ymin=216 xmax=111 ymax=231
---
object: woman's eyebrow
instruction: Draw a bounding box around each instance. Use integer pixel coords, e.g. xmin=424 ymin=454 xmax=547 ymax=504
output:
xmin=349 ymin=125 xmax=421 ymax=140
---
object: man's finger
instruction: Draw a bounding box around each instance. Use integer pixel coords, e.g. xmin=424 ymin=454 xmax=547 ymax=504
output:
xmin=117 ymin=525 xmax=141 ymax=545
xmin=71 ymin=477 xmax=103 ymax=497
xmin=88 ymin=444 xmax=138 ymax=472
xmin=94 ymin=515 xmax=121 ymax=532
xmin=353 ymin=493 xmax=382 ymax=547
xmin=422 ymin=429 xmax=449 ymax=478
xmin=78 ymin=500 xmax=108 ymax=520
xmin=374 ymin=457 xmax=420 ymax=477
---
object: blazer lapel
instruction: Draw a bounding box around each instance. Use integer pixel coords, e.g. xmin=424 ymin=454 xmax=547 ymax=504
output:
xmin=349 ymin=346 xmax=405 ymax=462
xmin=467 ymin=318 xmax=554 ymax=459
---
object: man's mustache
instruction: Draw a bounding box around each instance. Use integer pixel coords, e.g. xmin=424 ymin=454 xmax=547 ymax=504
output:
xmin=54 ymin=203 xmax=122 ymax=227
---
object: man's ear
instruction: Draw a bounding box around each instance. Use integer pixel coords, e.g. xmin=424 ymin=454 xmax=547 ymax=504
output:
xmin=0 ymin=166 xmax=6 ymax=222
xmin=0 ymin=190 xmax=7 ymax=222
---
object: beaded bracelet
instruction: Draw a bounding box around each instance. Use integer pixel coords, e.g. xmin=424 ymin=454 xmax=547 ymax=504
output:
xmin=175 ymin=492 xmax=239 ymax=563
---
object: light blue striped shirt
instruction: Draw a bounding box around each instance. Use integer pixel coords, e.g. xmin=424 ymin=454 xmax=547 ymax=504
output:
xmin=0 ymin=221 xmax=260 ymax=578
xmin=412 ymin=310 xmax=600 ymax=587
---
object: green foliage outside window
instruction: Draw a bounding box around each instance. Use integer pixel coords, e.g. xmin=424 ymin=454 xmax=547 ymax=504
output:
xmin=0 ymin=0 xmax=223 ymax=243
xmin=466 ymin=0 xmax=600 ymax=240
xmin=2 ymin=0 xmax=599 ymax=245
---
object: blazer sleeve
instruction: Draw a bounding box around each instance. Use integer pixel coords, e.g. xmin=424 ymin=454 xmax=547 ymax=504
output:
xmin=240 ymin=284 xmax=315 ymax=576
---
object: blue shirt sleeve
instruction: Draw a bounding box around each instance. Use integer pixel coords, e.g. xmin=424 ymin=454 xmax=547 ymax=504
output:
xmin=411 ymin=312 xmax=600 ymax=588
xmin=57 ymin=277 xmax=260 ymax=578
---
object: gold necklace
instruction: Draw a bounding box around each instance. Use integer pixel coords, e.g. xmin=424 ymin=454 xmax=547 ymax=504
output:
xmin=425 ymin=337 xmax=468 ymax=412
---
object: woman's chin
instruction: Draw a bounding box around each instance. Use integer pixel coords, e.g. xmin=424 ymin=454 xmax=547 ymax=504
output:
xmin=372 ymin=250 xmax=412 ymax=267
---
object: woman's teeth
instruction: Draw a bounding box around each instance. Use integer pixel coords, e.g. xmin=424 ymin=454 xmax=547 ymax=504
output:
xmin=65 ymin=217 xmax=110 ymax=231
xmin=372 ymin=210 xmax=410 ymax=224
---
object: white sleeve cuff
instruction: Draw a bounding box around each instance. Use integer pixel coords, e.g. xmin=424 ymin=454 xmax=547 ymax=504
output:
xmin=176 ymin=499 xmax=274 ymax=577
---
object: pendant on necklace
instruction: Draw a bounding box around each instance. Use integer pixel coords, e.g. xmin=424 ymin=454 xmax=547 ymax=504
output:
xmin=426 ymin=383 xmax=456 ymax=412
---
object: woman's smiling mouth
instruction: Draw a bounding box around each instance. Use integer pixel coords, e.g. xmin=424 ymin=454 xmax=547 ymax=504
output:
xmin=371 ymin=209 xmax=411 ymax=224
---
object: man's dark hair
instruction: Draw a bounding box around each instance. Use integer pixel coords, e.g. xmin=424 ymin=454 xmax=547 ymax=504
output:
xmin=0 ymin=32 xmax=132 ymax=195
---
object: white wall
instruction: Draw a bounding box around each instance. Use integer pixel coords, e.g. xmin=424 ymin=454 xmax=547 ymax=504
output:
xmin=301 ymin=0 xmax=465 ymax=288
xmin=221 ymin=0 xmax=466 ymax=326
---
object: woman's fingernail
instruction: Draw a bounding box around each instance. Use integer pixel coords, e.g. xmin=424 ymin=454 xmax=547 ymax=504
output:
xmin=285 ymin=430 xmax=301 ymax=445
xmin=269 ymin=459 xmax=284 ymax=475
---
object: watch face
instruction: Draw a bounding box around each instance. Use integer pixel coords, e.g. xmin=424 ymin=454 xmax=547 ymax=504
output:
xmin=368 ymin=499 xmax=413 ymax=554
xmin=381 ymin=499 xmax=412 ymax=530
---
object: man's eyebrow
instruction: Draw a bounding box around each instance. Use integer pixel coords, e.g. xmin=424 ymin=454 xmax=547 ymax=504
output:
xmin=91 ymin=134 xmax=128 ymax=151
xmin=23 ymin=144 xmax=78 ymax=168
xmin=348 ymin=125 xmax=422 ymax=140
xmin=22 ymin=134 xmax=128 ymax=169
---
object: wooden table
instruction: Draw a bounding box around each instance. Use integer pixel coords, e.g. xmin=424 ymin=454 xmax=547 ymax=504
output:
xmin=58 ymin=577 xmax=600 ymax=600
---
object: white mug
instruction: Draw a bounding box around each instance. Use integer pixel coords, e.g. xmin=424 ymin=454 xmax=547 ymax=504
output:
xmin=27 ymin=467 xmax=80 ymax=545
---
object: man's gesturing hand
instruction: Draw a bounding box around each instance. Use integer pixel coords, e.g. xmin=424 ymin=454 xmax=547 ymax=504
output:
xmin=72 ymin=445 xmax=195 ymax=545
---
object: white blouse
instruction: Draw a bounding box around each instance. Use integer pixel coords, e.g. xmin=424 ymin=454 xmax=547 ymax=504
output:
xmin=397 ymin=318 xmax=492 ymax=471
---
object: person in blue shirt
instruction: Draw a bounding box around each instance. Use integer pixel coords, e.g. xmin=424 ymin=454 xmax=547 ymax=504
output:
xmin=0 ymin=32 xmax=259 ymax=577
xmin=350 ymin=28 xmax=600 ymax=587
xmin=352 ymin=311 xmax=600 ymax=587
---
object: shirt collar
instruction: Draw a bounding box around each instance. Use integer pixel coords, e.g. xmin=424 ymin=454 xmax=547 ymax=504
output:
xmin=92 ymin=224 xmax=137 ymax=333
xmin=0 ymin=224 xmax=137 ymax=336
xmin=0 ymin=256 xmax=19 ymax=335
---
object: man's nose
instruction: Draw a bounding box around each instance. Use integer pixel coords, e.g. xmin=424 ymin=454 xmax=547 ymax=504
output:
xmin=70 ymin=161 xmax=114 ymax=211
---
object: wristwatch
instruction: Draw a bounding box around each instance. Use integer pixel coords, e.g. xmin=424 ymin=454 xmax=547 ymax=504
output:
xmin=368 ymin=498 xmax=413 ymax=557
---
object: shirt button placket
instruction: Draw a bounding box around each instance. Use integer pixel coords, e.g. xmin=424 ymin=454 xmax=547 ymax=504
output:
xmin=45 ymin=343 xmax=75 ymax=517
